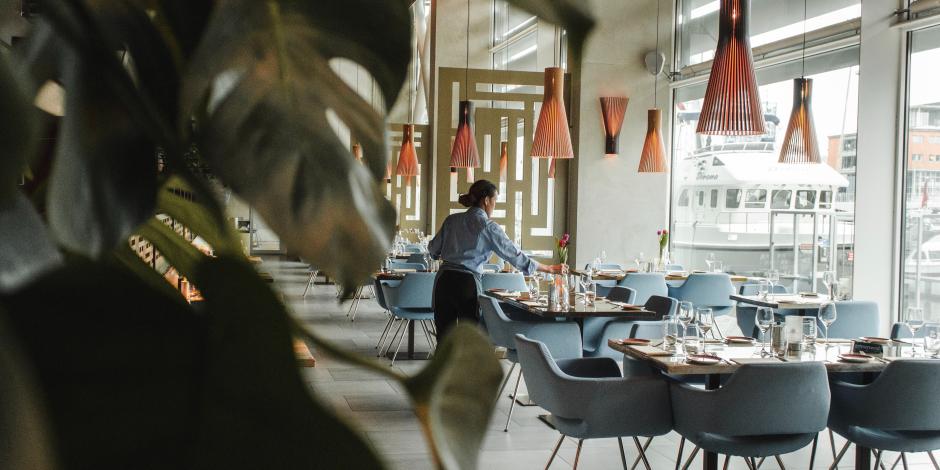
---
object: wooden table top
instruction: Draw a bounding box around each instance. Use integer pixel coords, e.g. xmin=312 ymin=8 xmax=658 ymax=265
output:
xmin=570 ymin=269 xmax=751 ymax=283
xmin=731 ymin=294 xmax=831 ymax=310
xmin=609 ymin=339 xmax=905 ymax=375
xmin=487 ymin=290 xmax=660 ymax=320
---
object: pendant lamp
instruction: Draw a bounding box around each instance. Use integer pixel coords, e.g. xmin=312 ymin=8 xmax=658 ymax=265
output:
xmin=352 ymin=143 xmax=363 ymax=163
xmin=778 ymin=78 xmax=820 ymax=164
xmin=498 ymin=142 xmax=509 ymax=183
xmin=396 ymin=124 xmax=419 ymax=186
xmin=696 ymin=0 xmax=765 ymax=136
xmin=639 ymin=109 xmax=668 ymax=173
xmin=531 ymin=67 xmax=574 ymax=159
xmin=547 ymin=158 xmax=557 ymax=179
xmin=450 ymin=100 xmax=481 ymax=169
xmin=385 ymin=162 xmax=392 ymax=183
xmin=600 ymin=97 xmax=629 ymax=158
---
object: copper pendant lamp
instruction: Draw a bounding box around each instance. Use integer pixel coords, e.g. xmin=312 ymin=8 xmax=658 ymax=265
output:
xmin=385 ymin=162 xmax=392 ymax=183
xmin=778 ymin=78 xmax=821 ymax=164
xmin=531 ymin=66 xmax=574 ymax=160
xmin=352 ymin=143 xmax=363 ymax=163
xmin=498 ymin=142 xmax=509 ymax=183
xmin=696 ymin=0 xmax=765 ymax=136
xmin=639 ymin=109 xmax=668 ymax=172
xmin=547 ymin=158 xmax=557 ymax=179
xmin=450 ymin=100 xmax=481 ymax=169
xmin=396 ymin=124 xmax=419 ymax=186
xmin=600 ymin=97 xmax=629 ymax=158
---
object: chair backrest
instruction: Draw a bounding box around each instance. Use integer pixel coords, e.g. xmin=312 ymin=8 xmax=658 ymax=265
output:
xmin=403 ymin=244 xmax=425 ymax=253
xmin=821 ymin=300 xmax=879 ymax=339
xmin=618 ymin=273 xmax=668 ymax=305
xmin=388 ymin=261 xmax=426 ymax=271
xmin=644 ymin=295 xmax=678 ymax=319
xmin=481 ymin=263 xmax=502 ymax=273
xmin=890 ymin=321 xmax=927 ymax=340
xmin=707 ymin=363 xmax=829 ymax=436
xmin=838 ymin=360 xmax=940 ymax=431
xmin=374 ymin=279 xmax=401 ymax=310
xmin=514 ymin=334 xmax=586 ymax=417
xmin=481 ymin=272 xmax=528 ymax=292
xmin=671 ymin=273 xmax=735 ymax=308
xmin=406 ymin=253 xmax=429 ymax=266
xmin=594 ymin=263 xmax=624 ymax=271
xmin=383 ymin=273 xmax=434 ymax=309
xmin=664 ymin=264 xmax=685 ymax=272
xmin=739 ymin=283 xmax=789 ymax=296
xmin=478 ymin=295 xmax=514 ymax=348
xmin=607 ymin=286 xmax=637 ymax=304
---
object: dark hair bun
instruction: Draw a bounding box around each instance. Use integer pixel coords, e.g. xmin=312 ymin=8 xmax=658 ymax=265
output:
xmin=457 ymin=193 xmax=476 ymax=208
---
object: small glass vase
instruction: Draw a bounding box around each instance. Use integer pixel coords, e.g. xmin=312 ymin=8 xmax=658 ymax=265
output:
xmin=657 ymin=249 xmax=670 ymax=272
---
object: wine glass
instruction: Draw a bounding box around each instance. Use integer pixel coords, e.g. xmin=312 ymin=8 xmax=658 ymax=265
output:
xmin=697 ymin=308 xmax=714 ymax=339
xmin=705 ymin=252 xmax=716 ymax=272
xmin=767 ymin=270 xmax=780 ymax=297
xmin=755 ymin=307 xmax=775 ymax=356
xmin=818 ymin=302 xmax=838 ymax=348
xmin=678 ymin=302 xmax=694 ymax=341
xmin=600 ymin=250 xmax=608 ymax=264
xmin=822 ymin=271 xmax=837 ymax=298
xmin=906 ymin=306 xmax=926 ymax=357
xmin=634 ymin=252 xmax=645 ymax=270
xmin=757 ymin=279 xmax=769 ymax=300
xmin=527 ymin=277 xmax=540 ymax=302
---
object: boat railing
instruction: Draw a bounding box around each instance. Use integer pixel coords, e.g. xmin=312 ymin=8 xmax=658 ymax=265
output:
xmin=692 ymin=142 xmax=775 ymax=156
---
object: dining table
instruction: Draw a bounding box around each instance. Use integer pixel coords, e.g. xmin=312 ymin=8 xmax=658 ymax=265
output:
xmin=731 ymin=293 xmax=832 ymax=310
xmin=485 ymin=289 xmax=661 ymax=322
xmin=570 ymin=268 xmax=752 ymax=283
xmin=609 ymin=337 xmax=909 ymax=470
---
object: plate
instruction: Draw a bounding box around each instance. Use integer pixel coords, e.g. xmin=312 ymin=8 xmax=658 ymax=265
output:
xmin=838 ymin=353 xmax=873 ymax=363
xmin=687 ymin=354 xmax=721 ymax=366
xmin=618 ymin=338 xmax=650 ymax=346
xmin=799 ymin=292 xmax=819 ymax=297
xmin=725 ymin=336 xmax=755 ymax=344
xmin=487 ymin=288 xmax=507 ymax=293
xmin=859 ymin=336 xmax=891 ymax=345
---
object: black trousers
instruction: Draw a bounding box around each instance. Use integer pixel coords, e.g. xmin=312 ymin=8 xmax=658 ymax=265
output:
xmin=432 ymin=269 xmax=480 ymax=339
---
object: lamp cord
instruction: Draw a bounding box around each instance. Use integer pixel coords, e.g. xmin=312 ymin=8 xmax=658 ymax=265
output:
xmin=410 ymin=3 xmax=417 ymax=123
xmin=802 ymin=0 xmax=807 ymax=78
xmin=465 ymin=0 xmax=470 ymax=101
xmin=654 ymin=0 xmax=660 ymax=107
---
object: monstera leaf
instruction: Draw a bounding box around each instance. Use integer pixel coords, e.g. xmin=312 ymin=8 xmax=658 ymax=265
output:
xmin=0 ymin=55 xmax=36 ymax=203
xmin=181 ymin=0 xmax=411 ymax=288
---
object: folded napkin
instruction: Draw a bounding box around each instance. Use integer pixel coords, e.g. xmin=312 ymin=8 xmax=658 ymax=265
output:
xmin=731 ymin=357 xmax=783 ymax=365
xmin=631 ymin=345 xmax=673 ymax=357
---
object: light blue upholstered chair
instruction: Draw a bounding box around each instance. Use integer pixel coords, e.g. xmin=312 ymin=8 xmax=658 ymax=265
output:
xmin=515 ymin=334 xmax=673 ymax=470
xmin=828 ymin=360 xmax=940 ymax=468
xmin=617 ymin=273 xmax=669 ymax=305
xmin=890 ymin=321 xmax=928 ymax=340
xmin=819 ymin=300 xmax=879 ymax=339
xmin=593 ymin=263 xmax=624 ymax=271
xmin=665 ymin=264 xmax=685 ymax=272
xmin=669 ymin=273 xmax=735 ymax=337
xmin=670 ymin=362 xmax=830 ymax=469
xmin=481 ymin=263 xmax=502 ymax=273
xmin=735 ymin=283 xmax=790 ymax=338
xmin=374 ymin=278 xmax=401 ymax=351
xmin=405 ymin=253 xmax=429 ymax=268
xmin=479 ymin=295 xmax=581 ymax=432
xmin=584 ymin=295 xmax=677 ymax=366
xmin=380 ymin=273 xmax=436 ymax=366
xmin=581 ymin=287 xmax=637 ymax=360
xmin=403 ymin=243 xmax=425 ymax=254
xmin=481 ymin=272 xmax=528 ymax=292
xmin=606 ymin=286 xmax=636 ymax=303
xmin=388 ymin=261 xmax=425 ymax=271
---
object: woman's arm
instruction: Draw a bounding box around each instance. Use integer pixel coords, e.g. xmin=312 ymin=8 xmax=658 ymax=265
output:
xmin=484 ymin=223 xmax=566 ymax=275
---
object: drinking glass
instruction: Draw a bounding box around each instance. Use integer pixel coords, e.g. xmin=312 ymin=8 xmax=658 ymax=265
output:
xmin=678 ymin=302 xmax=694 ymax=334
xmin=906 ymin=306 xmax=926 ymax=357
xmin=705 ymin=252 xmax=716 ymax=272
xmin=802 ymin=317 xmax=818 ymax=348
xmin=600 ymin=250 xmax=608 ymax=264
xmin=924 ymin=323 xmax=940 ymax=358
xmin=684 ymin=324 xmax=703 ymax=356
xmin=527 ymin=277 xmax=540 ymax=301
xmin=712 ymin=260 xmax=724 ymax=273
xmin=634 ymin=252 xmax=645 ymax=270
xmin=822 ymin=271 xmax=837 ymax=298
xmin=584 ymin=282 xmax=596 ymax=307
xmin=663 ymin=315 xmax=679 ymax=352
xmin=697 ymin=308 xmax=714 ymax=339
xmin=818 ymin=302 xmax=838 ymax=347
xmin=767 ymin=270 xmax=780 ymax=297
xmin=756 ymin=307 xmax=775 ymax=356
xmin=757 ymin=279 xmax=770 ymax=300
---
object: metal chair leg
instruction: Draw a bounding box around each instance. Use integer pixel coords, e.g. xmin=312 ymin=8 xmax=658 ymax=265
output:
xmin=545 ymin=434 xmax=564 ymax=469
xmin=809 ymin=434 xmax=818 ymax=470
xmin=497 ymin=362 xmax=517 ymax=398
xmin=675 ymin=437 xmax=686 ymax=470
xmin=874 ymin=450 xmax=884 ymax=470
xmin=504 ymin=370 xmax=523 ymax=432
xmin=901 ymin=452 xmax=910 ymax=470
xmin=829 ymin=429 xmax=838 ymax=460
xmin=828 ymin=441 xmax=851 ymax=470
xmin=618 ymin=438 xmax=628 ymax=470
xmin=302 ymin=271 xmax=317 ymax=297
xmin=573 ymin=439 xmax=584 ymax=470
xmin=928 ymin=451 xmax=939 ymax=470
xmin=723 ymin=455 xmax=730 ymax=470
xmin=379 ymin=318 xmax=403 ymax=356
xmin=773 ymin=455 xmax=785 ymax=469
xmin=757 ymin=456 xmax=766 ymax=468
xmin=633 ymin=436 xmax=652 ymax=470
xmin=631 ymin=437 xmax=654 ymax=470
xmin=680 ymin=446 xmax=700 ymax=470
xmin=390 ymin=320 xmax=410 ymax=367
xmin=376 ymin=316 xmax=395 ymax=350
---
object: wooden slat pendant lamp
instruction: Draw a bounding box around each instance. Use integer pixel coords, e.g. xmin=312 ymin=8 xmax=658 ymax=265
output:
xmin=531 ymin=66 xmax=574 ymax=160
xmin=778 ymin=78 xmax=820 ymax=164
xmin=396 ymin=124 xmax=419 ymax=186
xmin=696 ymin=0 xmax=765 ymax=136
xmin=352 ymin=143 xmax=363 ymax=163
xmin=450 ymin=101 xmax=481 ymax=178
xmin=498 ymin=142 xmax=509 ymax=183
xmin=639 ymin=109 xmax=668 ymax=172
xmin=600 ymin=97 xmax=629 ymax=158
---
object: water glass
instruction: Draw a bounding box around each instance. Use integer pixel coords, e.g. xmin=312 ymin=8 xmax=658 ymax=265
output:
xmin=906 ymin=306 xmax=926 ymax=357
xmin=822 ymin=271 xmax=836 ymax=297
xmin=634 ymin=252 xmax=645 ymax=271
xmin=678 ymin=302 xmax=695 ymax=332
xmin=684 ymin=325 xmax=704 ymax=356
xmin=584 ymin=282 xmax=596 ymax=307
xmin=757 ymin=279 xmax=769 ymax=300
xmin=527 ymin=277 xmax=540 ymax=301
xmin=755 ymin=307 xmax=775 ymax=356
xmin=712 ymin=260 xmax=724 ymax=273
xmin=802 ymin=317 xmax=818 ymax=347
xmin=663 ymin=315 xmax=679 ymax=351
xmin=925 ymin=323 xmax=940 ymax=358
xmin=768 ymin=270 xmax=780 ymax=295
xmin=705 ymin=252 xmax=716 ymax=272
xmin=696 ymin=308 xmax=714 ymax=339
xmin=818 ymin=302 xmax=838 ymax=347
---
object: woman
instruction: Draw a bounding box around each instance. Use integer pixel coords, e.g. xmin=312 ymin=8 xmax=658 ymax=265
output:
xmin=428 ymin=179 xmax=565 ymax=338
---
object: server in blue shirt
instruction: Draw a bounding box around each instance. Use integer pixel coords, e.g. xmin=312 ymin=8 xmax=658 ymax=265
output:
xmin=428 ymin=180 xmax=565 ymax=338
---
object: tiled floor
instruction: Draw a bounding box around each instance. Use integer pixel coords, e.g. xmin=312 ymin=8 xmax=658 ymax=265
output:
xmin=263 ymin=258 xmax=937 ymax=469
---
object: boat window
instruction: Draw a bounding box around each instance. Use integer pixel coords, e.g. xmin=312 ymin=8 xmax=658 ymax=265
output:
xmin=745 ymin=189 xmax=767 ymax=209
xmin=696 ymin=191 xmax=704 ymax=207
xmin=819 ymin=190 xmax=833 ymax=209
xmin=710 ymin=190 xmax=718 ymax=208
xmin=677 ymin=189 xmax=689 ymax=207
xmin=726 ymin=189 xmax=742 ymax=209
xmin=712 ymin=157 xmax=724 ymax=167
xmin=771 ymin=190 xmax=792 ymax=209
xmin=796 ymin=190 xmax=816 ymax=210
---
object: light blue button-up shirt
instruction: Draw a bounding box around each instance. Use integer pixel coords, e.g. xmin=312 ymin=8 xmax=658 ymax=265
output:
xmin=428 ymin=207 xmax=538 ymax=276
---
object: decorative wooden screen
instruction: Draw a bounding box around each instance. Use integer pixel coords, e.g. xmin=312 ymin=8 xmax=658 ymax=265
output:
xmin=386 ymin=123 xmax=430 ymax=232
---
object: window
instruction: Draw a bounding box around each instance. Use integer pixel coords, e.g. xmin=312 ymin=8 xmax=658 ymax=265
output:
xmin=492 ymin=2 xmax=539 ymax=71
xmin=745 ymin=189 xmax=767 ymax=209
xmin=796 ymin=190 xmax=816 ymax=209
xmin=696 ymin=191 xmax=705 ymax=207
xmin=901 ymin=25 xmax=940 ymax=322
xmin=678 ymin=189 xmax=690 ymax=207
xmin=726 ymin=189 xmax=742 ymax=209
xmin=819 ymin=190 xmax=833 ymax=209
xmin=710 ymin=189 xmax=718 ymax=208
xmin=771 ymin=190 xmax=792 ymax=209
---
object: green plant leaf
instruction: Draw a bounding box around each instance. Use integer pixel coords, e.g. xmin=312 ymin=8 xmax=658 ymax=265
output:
xmin=192 ymin=255 xmax=385 ymax=469
xmin=504 ymin=0 xmax=595 ymax=66
xmin=404 ymin=325 xmax=503 ymax=470
xmin=182 ymin=0 xmax=410 ymax=287
xmin=0 ymin=193 xmax=63 ymax=294
xmin=110 ymin=242 xmax=188 ymax=304
xmin=0 ymin=55 xmax=37 ymax=203
xmin=0 ymin=307 xmax=57 ymax=470
xmin=135 ymin=217 xmax=205 ymax=278
xmin=156 ymin=175 xmax=242 ymax=256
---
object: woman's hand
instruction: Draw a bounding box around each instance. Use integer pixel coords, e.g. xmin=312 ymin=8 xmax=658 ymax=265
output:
xmin=538 ymin=263 xmax=567 ymax=274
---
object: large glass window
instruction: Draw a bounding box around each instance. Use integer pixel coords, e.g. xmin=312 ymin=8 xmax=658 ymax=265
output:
xmin=671 ymin=1 xmax=859 ymax=294
xmin=492 ymin=1 xmax=538 ymax=71
xmin=900 ymin=25 xmax=940 ymax=322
